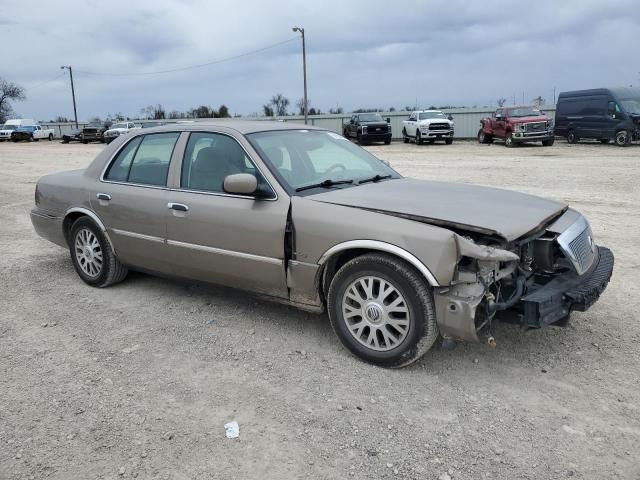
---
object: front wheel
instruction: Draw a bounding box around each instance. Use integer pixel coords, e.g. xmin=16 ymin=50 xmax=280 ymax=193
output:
xmin=615 ymin=130 xmax=631 ymax=147
xmin=69 ymin=217 xmax=128 ymax=287
xmin=357 ymin=132 xmax=364 ymax=144
xmin=505 ymin=132 xmax=516 ymax=148
xmin=402 ymin=129 xmax=409 ymax=143
xmin=567 ymin=129 xmax=578 ymax=144
xmin=327 ymin=253 xmax=439 ymax=368
xmin=384 ymin=138 xmax=391 ymax=145
xmin=542 ymin=138 xmax=555 ymax=147
xmin=415 ymin=131 xmax=422 ymax=145
xmin=445 ymin=138 xmax=453 ymax=145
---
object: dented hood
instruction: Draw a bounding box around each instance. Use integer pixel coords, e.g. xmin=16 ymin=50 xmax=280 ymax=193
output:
xmin=309 ymin=178 xmax=567 ymax=242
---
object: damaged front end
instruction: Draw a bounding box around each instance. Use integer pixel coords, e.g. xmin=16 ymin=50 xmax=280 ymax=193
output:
xmin=433 ymin=210 xmax=614 ymax=344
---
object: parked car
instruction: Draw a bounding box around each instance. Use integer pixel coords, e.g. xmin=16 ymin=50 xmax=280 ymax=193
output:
xmin=0 ymin=118 xmax=36 ymax=141
xmin=81 ymin=123 xmax=108 ymax=144
xmin=554 ymin=87 xmax=640 ymax=146
xmin=478 ymin=106 xmax=554 ymax=147
xmin=343 ymin=113 xmax=392 ymax=144
xmin=103 ymin=122 xmax=141 ymax=144
xmin=11 ymin=125 xmax=55 ymax=142
xmin=62 ymin=129 xmax=83 ymax=143
xmin=30 ymin=121 xmax=613 ymax=367
xmin=402 ymin=110 xmax=454 ymax=145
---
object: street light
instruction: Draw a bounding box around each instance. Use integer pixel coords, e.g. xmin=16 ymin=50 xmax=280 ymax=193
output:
xmin=292 ymin=26 xmax=308 ymax=124
xmin=60 ymin=66 xmax=78 ymax=128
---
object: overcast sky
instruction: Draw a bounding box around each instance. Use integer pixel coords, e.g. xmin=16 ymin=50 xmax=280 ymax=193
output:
xmin=1 ymin=0 xmax=639 ymax=121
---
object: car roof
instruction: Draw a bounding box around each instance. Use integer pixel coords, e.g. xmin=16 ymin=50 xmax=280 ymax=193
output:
xmin=131 ymin=120 xmax=325 ymax=135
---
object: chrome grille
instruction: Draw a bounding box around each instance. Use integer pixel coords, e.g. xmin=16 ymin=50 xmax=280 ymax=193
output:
xmin=525 ymin=122 xmax=546 ymax=132
xmin=429 ymin=123 xmax=451 ymax=130
xmin=557 ymin=216 xmax=596 ymax=275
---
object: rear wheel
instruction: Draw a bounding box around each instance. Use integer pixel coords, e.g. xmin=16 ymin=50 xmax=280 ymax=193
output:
xmin=69 ymin=217 xmax=128 ymax=288
xmin=542 ymin=138 xmax=555 ymax=147
xmin=327 ymin=253 xmax=438 ymax=367
xmin=567 ymin=129 xmax=578 ymax=144
xmin=615 ymin=130 xmax=631 ymax=147
xmin=505 ymin=132 xmax=516 ymax=147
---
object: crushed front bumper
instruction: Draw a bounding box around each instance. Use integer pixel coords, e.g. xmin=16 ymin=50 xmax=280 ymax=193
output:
xmin=521 ymin=246 xmax=614 ymax=328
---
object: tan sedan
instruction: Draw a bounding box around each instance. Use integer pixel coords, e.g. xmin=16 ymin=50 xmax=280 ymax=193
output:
xmin=31 ymin=121 xmax=613 ymax=367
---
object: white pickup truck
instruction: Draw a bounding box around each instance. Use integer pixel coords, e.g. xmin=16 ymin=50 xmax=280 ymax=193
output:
xmin=103 ymin=121 xmax=142 ymax=144
xmin=10 ymin=124 xmax=55 ymax=142
xmin=402 ymin=110 xmax=455 ymax=145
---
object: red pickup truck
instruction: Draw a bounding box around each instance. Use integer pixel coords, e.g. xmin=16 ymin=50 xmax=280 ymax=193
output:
xmin=478 ymin=106 xmax=554 ymax=147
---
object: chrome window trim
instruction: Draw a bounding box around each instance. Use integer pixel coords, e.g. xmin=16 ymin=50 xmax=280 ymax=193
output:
xmin=166 ymin=239 xmax=283 ymax=265
xmin=318 ymin=240 xmax=440 ymax=287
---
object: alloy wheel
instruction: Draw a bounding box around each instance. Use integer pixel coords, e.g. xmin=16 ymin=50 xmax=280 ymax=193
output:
xmin=74 ymin=228 xmax=103 ymax=277
xmin=341 ymin=276 xmax=411 ymax=352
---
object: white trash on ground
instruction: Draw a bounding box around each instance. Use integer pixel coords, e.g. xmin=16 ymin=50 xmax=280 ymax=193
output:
xmin=224 ymin=421 xmax=239 ymax=439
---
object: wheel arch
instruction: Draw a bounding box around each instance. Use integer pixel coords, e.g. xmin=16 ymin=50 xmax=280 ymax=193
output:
xmin=316 ymin=240 xmax=440 ymax=303
xmin=63 ymin=207 xmax=115 ymax=252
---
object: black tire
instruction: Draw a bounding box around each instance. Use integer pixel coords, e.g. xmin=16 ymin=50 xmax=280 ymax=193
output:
xmin=542 ymin=138 xmax=555 ymax=147
xmin=62 ymin=138 xmax=69 ymax=144
xmin=69 ymin=217 xmax=128 ymax=288
xmin=478 ymin=129 xmax=487 ymax=144
xmin=48 ymin=134 xmax=53 ymax=141
xmin=600 ymin=139 xmax=610 ymax=144
xmin=327 ymin=253 xmax=439 ymax=368
xmin=402 ymin=129 xmax=409 ymax=143
xmin=505 ymin=131 xmax=516 ymax=148
xmin=615 ymin=130 xmax=631 ymax=147
xmin=445 ymin=138 xmax=453 ymax=145
xmin=415 ymin=131 xmax=422 ymax=145
xmin=357 ymin=132 xmax=363 ymax=144
xmin=29 ymin=135 xmax=35 ymax=142
xmin=567 ymin=129 xmax=578 ymax=144
xmin=384 ymin=138 xmax=391 ymax=145
xmin=82 ymin=140 xmax=89 ymax=144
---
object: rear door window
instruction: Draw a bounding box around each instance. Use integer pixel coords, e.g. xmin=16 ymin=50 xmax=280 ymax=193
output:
xmin=105 ymin=133 xmax=179 ymax=186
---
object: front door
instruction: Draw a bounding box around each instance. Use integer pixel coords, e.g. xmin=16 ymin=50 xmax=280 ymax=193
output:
xmin=90 ymin=132 xmax=181 ymax=273
xmin=165 ymin=131 xmax=290 ymax=297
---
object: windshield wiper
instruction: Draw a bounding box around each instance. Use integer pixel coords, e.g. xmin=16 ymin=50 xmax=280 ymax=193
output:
xmin=358 ymin=174 xmax=392 ymax=185
xmin=295 ymin=179 xmax=354 ymax=192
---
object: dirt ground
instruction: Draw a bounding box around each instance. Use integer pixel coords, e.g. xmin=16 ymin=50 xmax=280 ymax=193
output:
xmin=1 ymin=138 xmax=639 ymax=480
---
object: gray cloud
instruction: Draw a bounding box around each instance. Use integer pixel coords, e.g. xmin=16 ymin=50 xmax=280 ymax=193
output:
xmin=2 ymin=0 xmax=639 ymax=120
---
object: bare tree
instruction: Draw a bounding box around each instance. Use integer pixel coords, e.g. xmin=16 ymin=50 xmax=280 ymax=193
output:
xmin=270 ymin=94 xmax=289 ymax=116
xmin=263 ymin=104 xmax=274 ymax=117
xmin=496 ymin=97 xmax=507 ymax=107
xmin=329 ymin=107 xmax=344 ymax=114
xmin=168 ymin=110 xmax=186 ymax=119
xmin=0 ymin=77 xmax=26 ymax=123
xmin=140 ymin=104 xmax=166 ymax=120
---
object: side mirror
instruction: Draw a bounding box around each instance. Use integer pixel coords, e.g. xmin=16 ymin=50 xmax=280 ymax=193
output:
xmin=223 ymin=173 xmax=258 ymax=196
xmin=386 ymin=118 xmax=391 ymax=123
xmin=447 ymin=115 xmax=453 ymax=121
xmin=350 ymin=119 xmax=354 ymax=124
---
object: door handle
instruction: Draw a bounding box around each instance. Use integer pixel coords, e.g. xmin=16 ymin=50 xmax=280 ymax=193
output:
xmin=168 ymin=202 xmax=189 ymax=212
xmin=96 ymin=193 xmax=111 ymax=201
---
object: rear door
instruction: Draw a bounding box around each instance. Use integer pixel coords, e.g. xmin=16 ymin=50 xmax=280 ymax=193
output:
xmin=90 ymin=132 xmax=181 ymax=273
xmin=165 ymin=130 xmax=289 ymax=297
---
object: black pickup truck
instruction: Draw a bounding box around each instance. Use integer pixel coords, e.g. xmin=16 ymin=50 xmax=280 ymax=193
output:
xmin=81 ymin=123 xmax=108 ymax=144
xmin=343 ymin=113 xmax=392 ymax=144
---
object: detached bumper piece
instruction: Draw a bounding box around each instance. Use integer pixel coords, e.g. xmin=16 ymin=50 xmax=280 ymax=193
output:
xmin=521 ymin=246 xmax=614 ymax=328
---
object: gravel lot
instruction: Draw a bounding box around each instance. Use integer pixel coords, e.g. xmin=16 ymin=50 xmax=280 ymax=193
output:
xmin=1 ymin=139 xmax=639 ymax=480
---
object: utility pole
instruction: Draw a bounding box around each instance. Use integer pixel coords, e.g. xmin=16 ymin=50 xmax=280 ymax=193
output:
xmin=292 ymin=26 xmax=308 ymax=124
xmin=60 ymin=66 xmax=78 ymax=128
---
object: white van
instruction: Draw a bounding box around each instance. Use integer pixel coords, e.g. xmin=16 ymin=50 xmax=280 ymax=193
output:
xmin=0 ymin=119 xmax=37 ymax=141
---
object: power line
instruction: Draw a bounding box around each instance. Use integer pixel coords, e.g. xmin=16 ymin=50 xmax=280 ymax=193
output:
xmin=25 ymin=72 xmax=67 ymax=92
xmin=75 ymin=37 xmax=299 ymax=77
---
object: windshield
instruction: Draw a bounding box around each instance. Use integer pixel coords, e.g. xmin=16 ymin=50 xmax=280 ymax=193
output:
xmin=419 ymin=112 xmax=446 ymax=120
xmin=1 ymin=124 xmax=16 ymax=130
xmin=358 ymin=114 xmax=384 ymax=122
xmin=508 ymin=107 xmax=542 ymax=117
xmin=620 ymin=99 xmax=640 ymax=114
xmin=111 ymin=123 xmax=127 ymax=129
xmin=248 ymin=130 xmax=398 ymax=193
